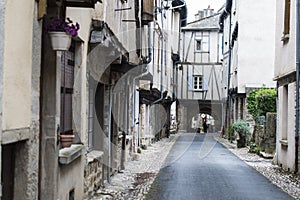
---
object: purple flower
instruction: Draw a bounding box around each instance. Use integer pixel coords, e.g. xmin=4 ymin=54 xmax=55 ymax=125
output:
xmin=47 ymin=18 xmax=80 ymax=37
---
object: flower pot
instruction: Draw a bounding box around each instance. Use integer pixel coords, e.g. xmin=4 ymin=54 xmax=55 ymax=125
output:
xmin=48 ymin=31 xmax=71 ymax=51
xmin=59 ymin=134 xmax=75 ymax=148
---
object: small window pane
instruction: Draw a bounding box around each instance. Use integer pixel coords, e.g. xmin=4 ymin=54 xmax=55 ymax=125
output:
xmin=196 ymin=40 xmax=202 ymax=50
xmin=193 ymin=76 xmax=203 ymax=90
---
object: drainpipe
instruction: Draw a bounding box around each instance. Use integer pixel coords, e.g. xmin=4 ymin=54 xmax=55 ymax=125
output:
xmin=276 ymin=83 xmax=279 ymax=165
xmin=295 ymin=0 xmax=299 ymax=173
xmin=132 ymin=23 xmax=153 ymax=148
xmin=226 ymin=13 xmax=232 ymax=132
xmin=107 ymin=83 xmax=113 ymax=183
xmin=135 ymin=0 xmax=141 ymax=57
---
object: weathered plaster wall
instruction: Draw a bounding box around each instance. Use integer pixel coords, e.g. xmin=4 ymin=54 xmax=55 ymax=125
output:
xmin=1 ymin=2 xmax=41 ymax=199
xmin=277 ymin=83 xmax=296 ymax=171
xmin=237 ymin=0 xmax=276 ymax=93
xmin=17 ymin=3 xmax=42 ymax=199
xmin=264 ymin=112 xmax=276 ymax=154
xmin=59 ymin=158 xmax=84 ymax=200
xmin=0 ymin=0 xmax=5 ymax=197
xmin=40 ymin=43 xmax=61 ymax=200
xmin=274 ymin=0 xmax=296 ymax=78
xmin=2 ymin=0 xmax=34 ymax=130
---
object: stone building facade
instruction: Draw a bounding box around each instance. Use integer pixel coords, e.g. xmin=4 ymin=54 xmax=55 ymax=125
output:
xmin=176 ymin=8 xmax=223 ymax=132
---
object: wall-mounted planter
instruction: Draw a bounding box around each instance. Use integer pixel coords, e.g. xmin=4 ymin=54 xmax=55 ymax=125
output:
xmin=48 ymin=31 xmax=71 ymax=51
xmin=59 ymin=144 xmax=84 ymax=165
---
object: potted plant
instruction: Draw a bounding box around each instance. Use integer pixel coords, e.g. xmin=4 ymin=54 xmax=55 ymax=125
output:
xmin=232 ymin=120 xmax=250 ymax=148
xmin=47 ymin=18 xmax=80 ymax=51
xmin=60 ymin=134 xmax=75 ymax=148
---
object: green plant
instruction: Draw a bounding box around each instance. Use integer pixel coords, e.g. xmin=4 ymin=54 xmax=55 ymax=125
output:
xmin=232 ymin=120 xmax=250 ymax=148
xmin=247 ymin=88 xmax=276 ymax=122
xmin=227 ymin=124 xmax=235 ymax=142
xmin=256 ymin=88 xmax=276 ymax=116
xmin=232 ymin=120 xmax=250 ymax=136
xmin=254 ymin=146 xmax=261 ymax=155
xmin=249 ymin=142 xmax=261 ymax=154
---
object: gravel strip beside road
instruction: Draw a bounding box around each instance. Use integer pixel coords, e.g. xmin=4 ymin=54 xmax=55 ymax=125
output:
xmin=215 ymin=135 xmax=300 ymax=200
xmin=90 ymin=133 xmax=179 ymax=200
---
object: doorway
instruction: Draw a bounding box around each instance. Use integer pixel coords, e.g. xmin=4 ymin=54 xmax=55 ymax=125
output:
xmin=2 ymin=143 xmax=15 ymax=200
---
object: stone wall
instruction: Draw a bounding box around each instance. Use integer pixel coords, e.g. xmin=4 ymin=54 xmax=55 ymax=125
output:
xmin=263 ymin=112 xmax=276 ymax=154
xmin=253 ymin=125 xmax=264 ymax=146
xmin=253 ymin=113 xmax=276 ymax=154
xmin=84 ymin=151 xmax=104 ymax=199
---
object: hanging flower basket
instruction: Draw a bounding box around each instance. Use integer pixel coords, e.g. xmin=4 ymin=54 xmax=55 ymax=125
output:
xmin=49 ymin=31 xmax=72 ymax=51
xmin=46 ymin=18 xmax=80 ymax=51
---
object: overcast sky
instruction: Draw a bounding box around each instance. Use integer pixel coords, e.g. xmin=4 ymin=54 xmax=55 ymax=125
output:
xmin=185 ymin=0 xmax=226 ymax=22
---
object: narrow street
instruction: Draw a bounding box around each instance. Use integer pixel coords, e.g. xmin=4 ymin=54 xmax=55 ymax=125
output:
xmin=2 ymin=1 xmax=300 ymax=199
xmin=146 ymin=133 xmax=293 ymax=200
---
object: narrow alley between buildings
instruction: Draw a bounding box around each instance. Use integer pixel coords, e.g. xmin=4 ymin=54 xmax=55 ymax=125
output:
xmin=2 ymin=0 xmax=300 ymax=199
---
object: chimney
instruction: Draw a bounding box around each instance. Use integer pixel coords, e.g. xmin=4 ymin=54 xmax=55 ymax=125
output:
xmin=195 ymin=5 xmax=214 ymax=20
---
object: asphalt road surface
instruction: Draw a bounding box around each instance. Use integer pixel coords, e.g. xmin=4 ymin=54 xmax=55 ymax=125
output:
xmin=146 ymin=133 xmax=293 ymax=200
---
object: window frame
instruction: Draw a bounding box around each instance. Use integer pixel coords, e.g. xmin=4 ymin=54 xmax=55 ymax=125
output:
xmin=282 ymin=0 xmax=291 ymax=42
xmin=195 ymin=34 xmax=209 ymax=52
xmin=87 ymin=73 xmax=96 ymax=151
xmin=196 ymin=39 xmax=202 ymax=51
xmin=193 ymin=75 xmax=203 ymax=91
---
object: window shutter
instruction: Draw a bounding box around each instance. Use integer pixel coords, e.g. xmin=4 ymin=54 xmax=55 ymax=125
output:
xmin=188 ymin=76 xmax=193 ymax=90
xmin=203 ymin=77 xmax=209 ymax=91
xmin=60 ymin=46 xmax=75 ymax=134
xmin=38 ymin=0 xmax=47 ymax=20
xmin=64 ymin=93 xmax=73 ymax=131
xmin=284 ymin=0 xmax=291 ymax=35
xmin=142 ymin=0 xmax=154 ymax=25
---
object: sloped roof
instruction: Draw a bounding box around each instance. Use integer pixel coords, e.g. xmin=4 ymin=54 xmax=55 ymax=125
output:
xmin=182 ymin=13 xmax=221 ymax=31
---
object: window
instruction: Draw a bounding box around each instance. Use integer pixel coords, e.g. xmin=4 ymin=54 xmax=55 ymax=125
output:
xmin=196 ymin=40 xmax=202 ymax=51
xmin=87 ymin=74 xmax=100 ymax=151
xmin=282 ymin=85 xmax=288 ymax=140
xmin=282 ymin=0 xmax=291 ymax=42
xmin=60 ymin=46 xmax=75 ymax=135
xmin=193 ymin=76 xmax=203 ymax=90
xmin=195 ymin=34 xmax=209 ymax=52
xmin=88 ymin=74 xmax=95 ymax=150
